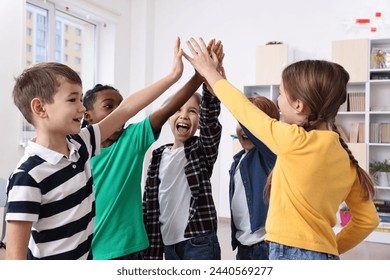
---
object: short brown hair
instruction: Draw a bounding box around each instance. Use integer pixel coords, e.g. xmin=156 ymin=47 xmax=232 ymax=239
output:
xmin=248 ymin=96 xmax=280 ymax=120
xmin=13 ymin=62 xmax=82 ymax=124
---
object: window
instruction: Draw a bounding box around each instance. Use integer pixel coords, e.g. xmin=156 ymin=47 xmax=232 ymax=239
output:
xmin=25 ymin=1 xmax=96 ymax=87
xmin=22 ymin=0 xmax=98 ymax=145
xmin=74 ymin=42 xmax=81 ymax=51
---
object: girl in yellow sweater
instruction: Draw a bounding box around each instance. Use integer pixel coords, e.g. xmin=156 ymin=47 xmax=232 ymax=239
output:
xmin=183 ymin=38 xmax=379 ymax=260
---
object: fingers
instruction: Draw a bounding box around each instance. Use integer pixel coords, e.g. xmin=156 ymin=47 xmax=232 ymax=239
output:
xmin=188 ymin=37 xmax=208 ymax=55
xmin=174 ymin=36 xmax=180 ymax=55
xmin=218 ymin=52 xmax=225 ymax=63
xmin=207 ymin=38 xmax=215 ymax=53
xmin=212 ymin=40 xmax=221 ymax=53
xmin=198 ymin=37 xmax=208 ymax=53
xmin=210 ymin=49 xmax=217 ymax=61
xmin=182 ymin=50 xmax=192 ymax=62
xmin=186 ymin=38 xmax=199 ymax=56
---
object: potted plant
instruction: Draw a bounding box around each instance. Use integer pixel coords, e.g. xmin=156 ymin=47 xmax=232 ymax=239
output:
xmin=369 ymin=159 xmax=390 ymax=187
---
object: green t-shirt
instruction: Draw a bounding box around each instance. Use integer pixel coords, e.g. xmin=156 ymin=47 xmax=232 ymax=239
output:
xmin=91 ymin=116 xmax=157 ymax=259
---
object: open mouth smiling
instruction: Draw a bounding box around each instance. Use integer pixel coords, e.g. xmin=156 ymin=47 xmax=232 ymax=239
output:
xmin=177 ymin=122 xmax=190 ymax=132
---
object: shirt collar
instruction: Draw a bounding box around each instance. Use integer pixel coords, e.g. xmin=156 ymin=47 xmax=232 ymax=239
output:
xmin=25 ymin=139 xmax=79 ymax=165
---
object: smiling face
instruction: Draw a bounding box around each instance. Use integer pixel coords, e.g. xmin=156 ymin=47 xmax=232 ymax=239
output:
xmin=84 ymin=89 xmax=124 ymax=144
xmin=169 ymin=94 xmax=200 ymax=149
xmin=43 ymin=78 xmax=85 ymax=136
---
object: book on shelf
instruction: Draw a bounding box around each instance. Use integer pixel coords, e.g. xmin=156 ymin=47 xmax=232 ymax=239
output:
xmin=348 ymin=92 xmax=365 ymax=112
xmin=349 ymin=122 xmax=359 ymax=143
xmin=358 ymin=123 xmax=365 ymax=143
xmin=349 ymin=122 xmax=365 ymax=143
xmin=370 ymin=123 xmax=390 ymax=143
xmin=375 ymin=204 xmax=390 ymax=213
xmin=374 ymin=199 xmax=390 ymax=206
xmin=370 ymin=123 xmax=379 ymax=143
xmin=379 ymin=214 xmax=390 ymax=223
xmin=381 ymin=123 xmax=390 ymax=143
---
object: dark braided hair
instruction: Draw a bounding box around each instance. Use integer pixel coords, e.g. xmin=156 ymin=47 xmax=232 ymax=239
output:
xmin=265 ymin=60 xmax=375 ymax=200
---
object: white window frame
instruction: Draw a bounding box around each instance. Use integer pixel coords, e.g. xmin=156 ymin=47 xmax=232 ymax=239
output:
xmin=21 ymin=0 xmax=104 ymax=146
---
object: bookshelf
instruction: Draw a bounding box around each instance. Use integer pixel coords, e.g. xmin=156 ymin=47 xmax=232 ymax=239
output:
xmin=332 ymin=38 xmax=390 ymax=243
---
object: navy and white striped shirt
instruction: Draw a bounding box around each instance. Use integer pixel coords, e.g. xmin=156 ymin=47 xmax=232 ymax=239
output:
xmin=6 ymin=124 xmax=100 ymax=259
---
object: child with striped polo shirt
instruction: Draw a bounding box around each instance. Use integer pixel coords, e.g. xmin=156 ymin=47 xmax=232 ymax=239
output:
xmin=5 ymin=39 xmax=183 ymax=259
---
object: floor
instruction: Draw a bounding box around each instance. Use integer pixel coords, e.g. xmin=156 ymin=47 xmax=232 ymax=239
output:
xmin=1 ymin=218 xmax=390 ymax=260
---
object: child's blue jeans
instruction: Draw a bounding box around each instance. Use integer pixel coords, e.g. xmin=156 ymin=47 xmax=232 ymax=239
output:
xmin=164 ymin=231 xmax=221 ymax=260
xmin=268 ymin=242 xmax=339 ymax=260
xmin=236 ymin=241 xmax=269 ymax=260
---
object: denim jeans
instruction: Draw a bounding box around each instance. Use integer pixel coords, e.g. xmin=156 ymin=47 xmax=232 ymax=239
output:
xmin=236 ymin=241 xmax=269 ymax=260
xmin=268 ymin=242 xmax=339 ymax=260
xmin=164 ymin=231 xmax=221 ymax=260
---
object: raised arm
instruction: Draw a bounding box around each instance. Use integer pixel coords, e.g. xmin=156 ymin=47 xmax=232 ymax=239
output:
xmin=98 ymin=37 xmax=184 ymax=143
xmin=149 ymin=73 xmax=203 ymax=131
xmin=150 ymin=39 xmax=224 ymax=131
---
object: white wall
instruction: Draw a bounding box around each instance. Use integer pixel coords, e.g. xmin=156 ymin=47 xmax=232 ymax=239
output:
xmin=1 ymin=0 xmax=389 ymax=218
xmin=0 ymin=0 xmax=25 ymax=180
xmin=147 ymin=0 xmax=390 ymax=217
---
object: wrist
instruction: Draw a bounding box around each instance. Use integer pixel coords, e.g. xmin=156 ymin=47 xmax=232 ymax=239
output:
xmin=167 ymin=71 xmax=180 ymax=84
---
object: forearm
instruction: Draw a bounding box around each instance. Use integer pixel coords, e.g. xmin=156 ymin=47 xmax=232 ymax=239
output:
xmin=150 ymin=73 xmax=203 ymax=129
xmin=5 ymin=221 xmax=32 ymax=260
xmin=122 ymin=73 xmax=179 ymax=117
xmin=199 ymin=85 xmax=222 ymax=164
xmin=337 ymin=185 xmax=379 ymax=253
xmin=99 ymin=73 xmax=178 ymax=142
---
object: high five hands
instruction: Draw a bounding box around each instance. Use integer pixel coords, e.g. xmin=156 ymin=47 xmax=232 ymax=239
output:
xmin=183 ymin=37 xmax=226 ymax=89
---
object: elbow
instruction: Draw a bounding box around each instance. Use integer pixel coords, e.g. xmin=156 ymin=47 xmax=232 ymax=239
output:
xmin=371 ymin=215 xmax=381 ymax=229
xmin=363 ymin=214 xmax=380 ymax=231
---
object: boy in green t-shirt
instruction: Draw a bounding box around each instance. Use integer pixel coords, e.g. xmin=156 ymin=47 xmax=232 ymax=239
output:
xmin=83 ymin=38 xmax=222 ymax=260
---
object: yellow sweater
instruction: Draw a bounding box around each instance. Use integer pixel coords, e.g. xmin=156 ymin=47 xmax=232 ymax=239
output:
xmin=214 ymin=79 xmax=379 ymax=255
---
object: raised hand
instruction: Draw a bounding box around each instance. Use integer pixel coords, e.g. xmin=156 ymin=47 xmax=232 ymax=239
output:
xmin=183 ymin=37 xmax=224 ymax=89
xmin=203 ymin=39 xmax=225 ymax=93
xmin=212 ymin=40 xmax=225 ymax=74
xmin=183 ymin=38 xmax=219 ymax=77
xmin=170 ymin=37 xmax=184 ymax=83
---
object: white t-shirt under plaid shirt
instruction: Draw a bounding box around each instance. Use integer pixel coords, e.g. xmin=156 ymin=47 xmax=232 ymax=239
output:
xmin=6 ymin=124 xmax=100 ymax=259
